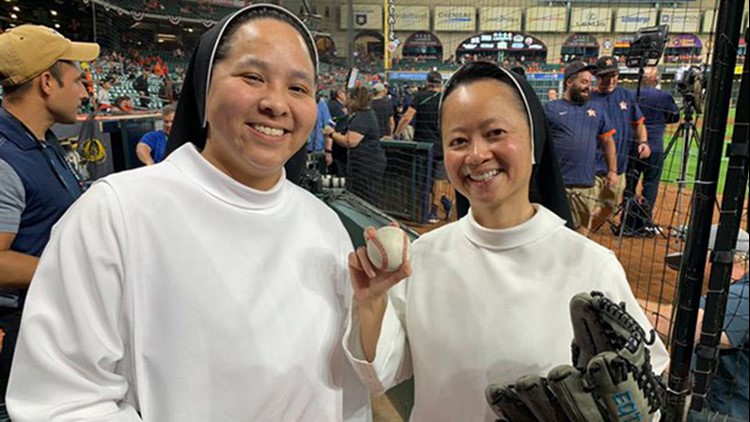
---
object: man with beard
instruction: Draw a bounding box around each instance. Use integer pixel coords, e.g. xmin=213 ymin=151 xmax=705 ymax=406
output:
xmin=545 ymin=61 xmax=617 ymax=232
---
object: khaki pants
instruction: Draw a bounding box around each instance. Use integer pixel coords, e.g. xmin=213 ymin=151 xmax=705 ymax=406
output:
xmin=595 ymin=174 xmax=626 ymax=216
xmin=566 ymin=186 xmax=599 ymax=229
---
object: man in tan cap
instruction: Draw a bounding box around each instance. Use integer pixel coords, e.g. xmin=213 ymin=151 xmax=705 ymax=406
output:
xmin=0 ymin=24 xmax=99 ymax=415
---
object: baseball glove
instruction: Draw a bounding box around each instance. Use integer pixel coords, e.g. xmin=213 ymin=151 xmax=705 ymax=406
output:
xmin=486 ymin=291 xmax=665 ymax=422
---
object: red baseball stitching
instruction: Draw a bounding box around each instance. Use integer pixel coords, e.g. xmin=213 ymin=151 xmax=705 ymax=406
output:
xmin=401 ymin=231 xmax=408 ymax=266
xmin=371 ymin=235 xmax=389 ymax=271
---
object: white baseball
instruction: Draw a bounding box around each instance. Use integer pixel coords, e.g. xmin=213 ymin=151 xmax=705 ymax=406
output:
xmin=366 ymin=226 xmax=412 ymax=272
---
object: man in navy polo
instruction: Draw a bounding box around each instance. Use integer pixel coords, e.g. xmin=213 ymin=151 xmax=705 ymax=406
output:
xmin=590 ymin=56 xmax=650 ymax=230
xmin=625 ymin=67 xmax=680 ymax=223
xmin=0 ymin=25 xmax=99 ymax=413
xmin=545 ymin=61 xmax=618 ymax=232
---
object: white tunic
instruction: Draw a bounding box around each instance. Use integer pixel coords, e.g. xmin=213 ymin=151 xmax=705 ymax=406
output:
xmin=344 ymin=205 xmax=669 ymax=421
xmin=8 ymin=145 xmax=370 ymax=421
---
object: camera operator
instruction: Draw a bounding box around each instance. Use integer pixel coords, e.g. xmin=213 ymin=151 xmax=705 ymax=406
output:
xmin=625 ymin=67 xmax=680 ymax=226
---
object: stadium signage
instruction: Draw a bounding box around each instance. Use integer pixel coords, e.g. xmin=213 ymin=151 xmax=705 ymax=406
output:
xmin=670 ymin=33 xmax=702 ymax=49
xmin=386 ymin=0 xmax=399 ymax=54
xmin=564 ymin=33 xmax=599 ymax=48
xmin=458 ymin=31 xmax=546 ymax=52
xmin=479 ymin=7 xmax=522 ymax=31
xmin=434 ymin=7 xmax=476 ymax=32
xmin=614 ymin=9 xmax=657 ymax=32
xmin=525 ymin=7 xmax=568 ymax=33
xmin=340 ymin=5 xmax=383 ymax=30
xmin=393 ymin=6 xmax=430 ymax=31
xmin=659 ymin=9 xmax=701 ymax=33
xmin=570 ymin=8 xmax=612 ymax=33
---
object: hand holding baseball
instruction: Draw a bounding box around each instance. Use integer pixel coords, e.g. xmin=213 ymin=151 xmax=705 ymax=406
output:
xmin=349 ymin=224 xmax=412 ymax=312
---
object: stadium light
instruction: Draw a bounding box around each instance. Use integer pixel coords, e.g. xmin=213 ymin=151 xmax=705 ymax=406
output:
xmin=12 ymin=6 xmax=19 ymax=11
xmin=10 ymin=13 xmax=17 ymax=19
xmin=51 ymin=10 xmax=58 ymax=16
xmin=54 ymin=23 xmax=60 ymax=29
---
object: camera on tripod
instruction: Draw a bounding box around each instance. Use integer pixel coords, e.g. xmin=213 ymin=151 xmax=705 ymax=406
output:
xmin=674 ymin=65 xmax=706 ymax=113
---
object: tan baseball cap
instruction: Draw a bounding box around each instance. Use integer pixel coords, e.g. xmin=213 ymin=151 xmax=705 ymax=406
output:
xmin=0 ymin=24 xmax=100 ymax=87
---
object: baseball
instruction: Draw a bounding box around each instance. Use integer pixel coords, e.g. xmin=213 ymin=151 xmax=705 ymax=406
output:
xmin=366 ymin=226 xmax=412 ymax=272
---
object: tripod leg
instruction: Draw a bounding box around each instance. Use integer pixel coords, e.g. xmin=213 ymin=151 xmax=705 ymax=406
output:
xmin=662 ymin=123 xmax=684 ymax=162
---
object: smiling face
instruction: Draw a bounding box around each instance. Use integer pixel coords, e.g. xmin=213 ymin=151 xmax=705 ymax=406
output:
xmin=566 ymin=71 xmax=592 ymax=104
xmin=441 ymin=78 xmax=533 ymax=224
xmin=201 ymin=18 xmax=317 ymax=190
xmin=596 ymin=71 xmax=619 ymax=93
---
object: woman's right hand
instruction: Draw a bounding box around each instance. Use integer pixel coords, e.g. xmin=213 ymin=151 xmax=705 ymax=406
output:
xmin=348 ymin=226 xmax=412 ymax=312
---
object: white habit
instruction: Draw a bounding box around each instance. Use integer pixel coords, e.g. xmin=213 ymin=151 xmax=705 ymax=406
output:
xmin=344 ymin=205 xmax=669 ymax=421
xmin=8 ymin=144 xmax=369 ymax=421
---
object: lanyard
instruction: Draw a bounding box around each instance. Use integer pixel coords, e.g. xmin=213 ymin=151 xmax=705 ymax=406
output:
xmin=37 ymin=140 xmax=79 ymax=200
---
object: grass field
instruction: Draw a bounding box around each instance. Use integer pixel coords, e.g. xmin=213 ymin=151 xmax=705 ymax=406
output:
xmin=661 ymin=108 xmax=735 ymax=194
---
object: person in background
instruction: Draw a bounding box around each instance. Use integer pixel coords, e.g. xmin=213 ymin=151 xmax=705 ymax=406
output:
xmin=327 ymin=87 xmax=348 ymax=176
xmin=158 ymin=75 xmax=177 ymax=104
xmin=0 ymin=24 xmax=99 ymax=419
xmin=325 ymin=86 xmax=386 ymax=205
xmin=111 ymin=95 xmax=134 ymax=114
xmin=371 ymin=83 xmax=394 ymax=139
xmin=625 ymin=66 xmax=680 ymax=229
xmin=395 ymin=71 xmax=449 ymax=222
xmin=133 ymin=68 xmax=151 ymax=109
xmin=136 ymin=104 xmax=176 ymax=166
xmin=545 ymin=61 xmax=617 ymax=233
xmin=307 ymin=90 xmax=332 ymax=156
xmin=589 ymin=56 xmax=649 ymax=231
xmin=96 ymin=76 xmax=113 ymax=111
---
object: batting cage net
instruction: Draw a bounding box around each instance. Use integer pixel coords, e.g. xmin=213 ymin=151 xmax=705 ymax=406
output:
xmin=2 ymin=0 xmax=747 ymax=421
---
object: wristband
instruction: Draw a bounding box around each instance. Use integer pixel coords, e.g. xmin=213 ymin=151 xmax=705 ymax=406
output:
xmin=325 ymin=149 xmax=332 ymax=153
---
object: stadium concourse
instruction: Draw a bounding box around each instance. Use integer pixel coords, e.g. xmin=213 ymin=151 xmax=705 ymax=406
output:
xmin=0 ymin=0 xmax=747 ymax=421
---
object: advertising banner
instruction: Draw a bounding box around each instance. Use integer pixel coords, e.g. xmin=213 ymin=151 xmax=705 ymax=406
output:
xmin=479 ymin=7 xmax=522 ymax=32
xmin=434 ymin=6 xmax=476 ymax=32
xmin=614 ymin=8 xmax=657 ymax=33
xmin=570 ymin=8 xmax=612 ymax=33
xmin=394 ymin=5 xmax=430 ymax=31
xmin=525 ymin=7 xmax=568 ymax=33
xmin=659 ymin=8 xmax=701 ymax=33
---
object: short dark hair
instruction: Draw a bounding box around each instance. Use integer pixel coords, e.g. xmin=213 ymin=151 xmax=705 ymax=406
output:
xmin=2 ymin=60 xmax=68 ymax=97
xmin=113 ymin=96 xmax=131 ymax=108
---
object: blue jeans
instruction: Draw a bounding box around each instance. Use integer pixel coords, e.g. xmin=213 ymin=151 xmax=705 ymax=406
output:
xmin=625 ymin=151 xmax=664 ymax=218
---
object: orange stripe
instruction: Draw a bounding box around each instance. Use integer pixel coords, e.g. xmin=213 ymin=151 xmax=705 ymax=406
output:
xmin=633 ymin=117 xmax=645 ymax=126
xmin=598 ymin=129 xmax=616 ymax=139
